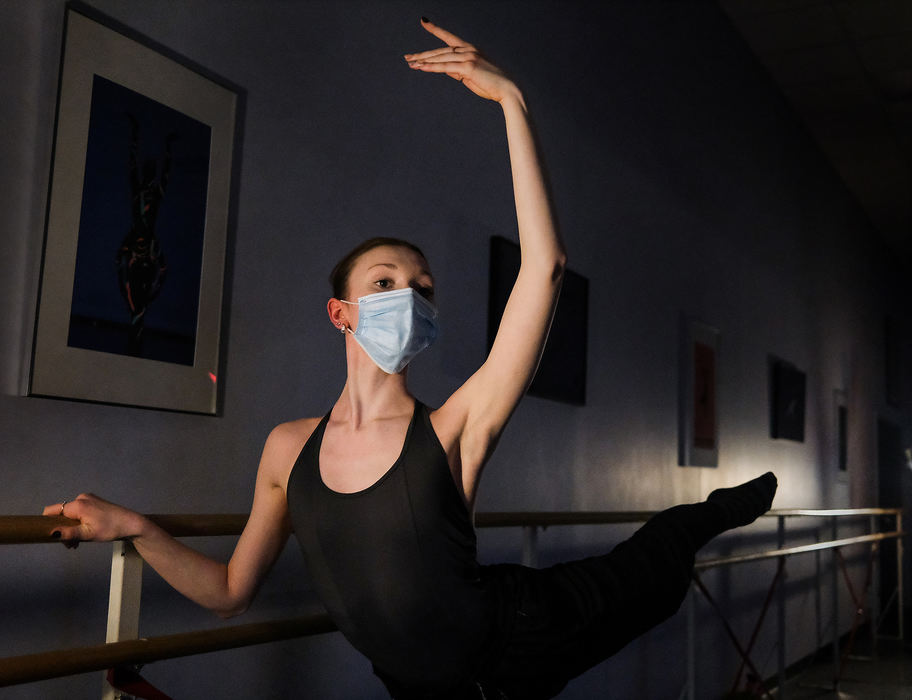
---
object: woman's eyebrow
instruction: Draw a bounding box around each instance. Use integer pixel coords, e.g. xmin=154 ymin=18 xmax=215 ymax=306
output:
xmin=367 ymin=262 xmax=433 ymax=280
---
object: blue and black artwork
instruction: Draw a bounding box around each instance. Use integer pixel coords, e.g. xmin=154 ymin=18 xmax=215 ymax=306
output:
xmin=67 ymin=75 xmax=211 ymax=366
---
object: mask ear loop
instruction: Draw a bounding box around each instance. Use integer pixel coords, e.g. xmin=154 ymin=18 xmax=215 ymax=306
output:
xmin=338 ymin=299 xmax=358 ymax=334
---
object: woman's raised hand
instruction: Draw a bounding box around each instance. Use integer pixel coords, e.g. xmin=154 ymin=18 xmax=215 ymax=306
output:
xmin=404 ymin=19 xmax=519 ymax=104
xmin=43 ymin=493 xmax=143 ymax=548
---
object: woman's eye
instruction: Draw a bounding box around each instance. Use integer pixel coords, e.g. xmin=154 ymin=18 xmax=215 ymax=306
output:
xmin=375 ymin=279 xmax=393 ymax=289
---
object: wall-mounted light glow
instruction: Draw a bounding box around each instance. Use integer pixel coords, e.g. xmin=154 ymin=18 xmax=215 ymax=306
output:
xmin=208 ymin=372 xmax=217 ymax=384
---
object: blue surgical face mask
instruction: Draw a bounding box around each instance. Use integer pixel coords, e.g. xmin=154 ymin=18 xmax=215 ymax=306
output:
xmin=341 ymin=287 xmax=438 ymax=374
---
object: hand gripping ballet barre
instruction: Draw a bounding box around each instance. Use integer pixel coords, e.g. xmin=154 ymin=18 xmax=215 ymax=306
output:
xmin=0 ymin=509 xmax=904 ymax=699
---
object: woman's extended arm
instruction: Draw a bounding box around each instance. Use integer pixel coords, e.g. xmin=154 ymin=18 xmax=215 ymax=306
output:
xmin=43 ymin=422 xmax=306 ymax=618
xmin=406 ymin=20 xmax=566 ymax=497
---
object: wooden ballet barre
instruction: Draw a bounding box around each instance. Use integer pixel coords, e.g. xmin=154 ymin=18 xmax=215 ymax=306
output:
xmin=0 ymin=508 xmax=903 ymax=544
xmin=0 ymin=511 xmax=679 ymax=544
xmin=0 ymin=613 xmax=336 ymax=687
xmin=0 ymin=514 xmax=249 ymax=544
xmin=2 ymin=512 xmax=657 ymax=544
xmin=0 ymin=510 xmax=768 ymax=544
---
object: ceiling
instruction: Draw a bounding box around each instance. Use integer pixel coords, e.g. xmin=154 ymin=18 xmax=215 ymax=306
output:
xmin=718 ymin=0 xmax=912 ymax=271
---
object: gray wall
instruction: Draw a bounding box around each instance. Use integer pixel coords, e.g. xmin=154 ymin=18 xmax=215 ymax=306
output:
xmin=2 ymin=1 xmax=910 ymax=698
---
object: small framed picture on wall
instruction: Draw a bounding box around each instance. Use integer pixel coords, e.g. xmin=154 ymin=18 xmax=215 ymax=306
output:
xmin=769 ymin=358 xmax=806 ymax=442
xmin=834 ymin=389 xmax=848 ymax=482
xmin=679 ymin=316 xmax=719 ymax=467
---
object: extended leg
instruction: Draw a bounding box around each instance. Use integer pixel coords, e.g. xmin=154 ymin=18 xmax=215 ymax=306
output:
xmin=481 ymin=473 xmax=778 ymax=697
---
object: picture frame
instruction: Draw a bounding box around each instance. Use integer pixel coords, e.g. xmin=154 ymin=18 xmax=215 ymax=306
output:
xmin=678 ymin=316 xmax=719 ymax=467
xmin=834 ymin=388 xmax=848 ymax=482
xmin=28 ymin=3 xmax=241 ymax=414
xmin=487 ymin=236 xmax=588 ymax=405
xmin=884 ymin=315 xmax=901 ymax=408
xmin=769 ymin=357 xmax=806 ymax=442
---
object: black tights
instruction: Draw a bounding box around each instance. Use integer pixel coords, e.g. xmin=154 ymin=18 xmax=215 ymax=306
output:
xmin=476 ymin=473 xmax=778 ymax=699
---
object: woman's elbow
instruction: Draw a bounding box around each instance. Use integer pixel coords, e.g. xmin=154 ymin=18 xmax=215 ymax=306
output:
xmin=215 ymin=600 xmax=249 ymax=619
xmin=551 ymin=249 xmax=567 ymax=283
xmin=212 ymin=588 xmax=251 ymax=619
xmin=522 ymin=250 xmax=565 ymax=285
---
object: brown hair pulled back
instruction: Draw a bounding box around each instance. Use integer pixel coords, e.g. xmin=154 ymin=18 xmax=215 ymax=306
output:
xmin=330 ymin=237 xmax=427 ymax=299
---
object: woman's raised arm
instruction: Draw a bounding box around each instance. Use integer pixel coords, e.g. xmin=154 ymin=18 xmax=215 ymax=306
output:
xmin=43 ymin=422 xmax=305 ymax=618
xmin=406 ymin=20 xmax=566 ymax=497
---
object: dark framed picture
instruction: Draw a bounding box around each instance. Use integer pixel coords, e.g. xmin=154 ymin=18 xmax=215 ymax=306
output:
xmin=770 ymin=358 xmax=806 ymax=442
xmin=28 ymin=4 xmax=240 ymax=414
xmin=679 ymin=316 xmax=719 ymax=467
xmin=884 ymin=315 xmax=902 ymax=408
xmin=487 ymin=236 xmax=588 ymax=405
xmin=834 ymin=388 xmax=848 ymax=481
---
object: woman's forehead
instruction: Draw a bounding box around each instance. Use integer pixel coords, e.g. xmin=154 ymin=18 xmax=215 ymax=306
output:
xmin=354 ymin=245 xmax=432 ymax=277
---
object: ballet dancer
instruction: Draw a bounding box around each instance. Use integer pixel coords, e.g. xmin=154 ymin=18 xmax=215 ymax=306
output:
xmin=46 ymin=19 xmax=776 ymax=699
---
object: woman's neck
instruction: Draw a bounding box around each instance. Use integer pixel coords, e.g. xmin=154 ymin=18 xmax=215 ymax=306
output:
xmin=336 ymin=352 xmax=412 ymax=428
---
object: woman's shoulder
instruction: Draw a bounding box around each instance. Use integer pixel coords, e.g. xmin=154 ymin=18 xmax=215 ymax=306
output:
xmin=259 ymin=416 xmax=324 ymax=486
xmin=268 ymin=416 xmax=323 ymax=451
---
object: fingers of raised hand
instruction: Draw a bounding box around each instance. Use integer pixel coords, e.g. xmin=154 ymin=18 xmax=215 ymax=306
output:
xmin=419 ymin=18 xmax=472 ymax=49
xmin=408 ymin=50 xmax=478 ymax=65
xmin=404 ymin=46 xmax=474 ymax=62
xmin=407 ymin=52 xmax=480 ymax=79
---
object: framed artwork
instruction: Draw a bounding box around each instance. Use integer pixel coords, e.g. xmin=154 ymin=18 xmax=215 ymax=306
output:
xmin=678 ymin=316 xmax=719 ymax=467
xmin=487 ymin=236 xmax=588 ymax=405
xmin=769 ymin=358 xmax=806 ymax=442
xmin=28 ymin=3 xmax=241 ymax=414
xmin=834 ymin=389 xmax=848 ymax=482
xmin=884 ymin=315 xmax=901 ymax=408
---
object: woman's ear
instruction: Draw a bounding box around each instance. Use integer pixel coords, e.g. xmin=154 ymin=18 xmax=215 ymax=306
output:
xmin=327 ymin=298 xmax=349 ymax=332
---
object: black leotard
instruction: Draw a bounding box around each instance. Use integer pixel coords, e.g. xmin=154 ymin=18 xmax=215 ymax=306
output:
xmin=286 ymin=401 xmax=497 ymax=693
xmin=287 ymin=399 xmax=777 ymax=699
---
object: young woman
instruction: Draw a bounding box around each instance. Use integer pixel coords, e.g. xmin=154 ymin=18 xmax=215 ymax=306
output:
xmin=45 ymin=19 xmax=776 ymax=699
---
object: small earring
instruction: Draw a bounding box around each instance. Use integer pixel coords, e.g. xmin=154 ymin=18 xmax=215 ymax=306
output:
xmin=339 ymin=324 xmax=347 ymax=334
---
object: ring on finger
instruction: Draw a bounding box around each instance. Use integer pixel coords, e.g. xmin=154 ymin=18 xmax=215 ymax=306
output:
xmin=60 ymin=500 xmax=68 ymax=516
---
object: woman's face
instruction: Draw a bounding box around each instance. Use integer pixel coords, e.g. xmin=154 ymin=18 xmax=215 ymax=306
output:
xmin=344 ymin=245 xmax=435 ymax=305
